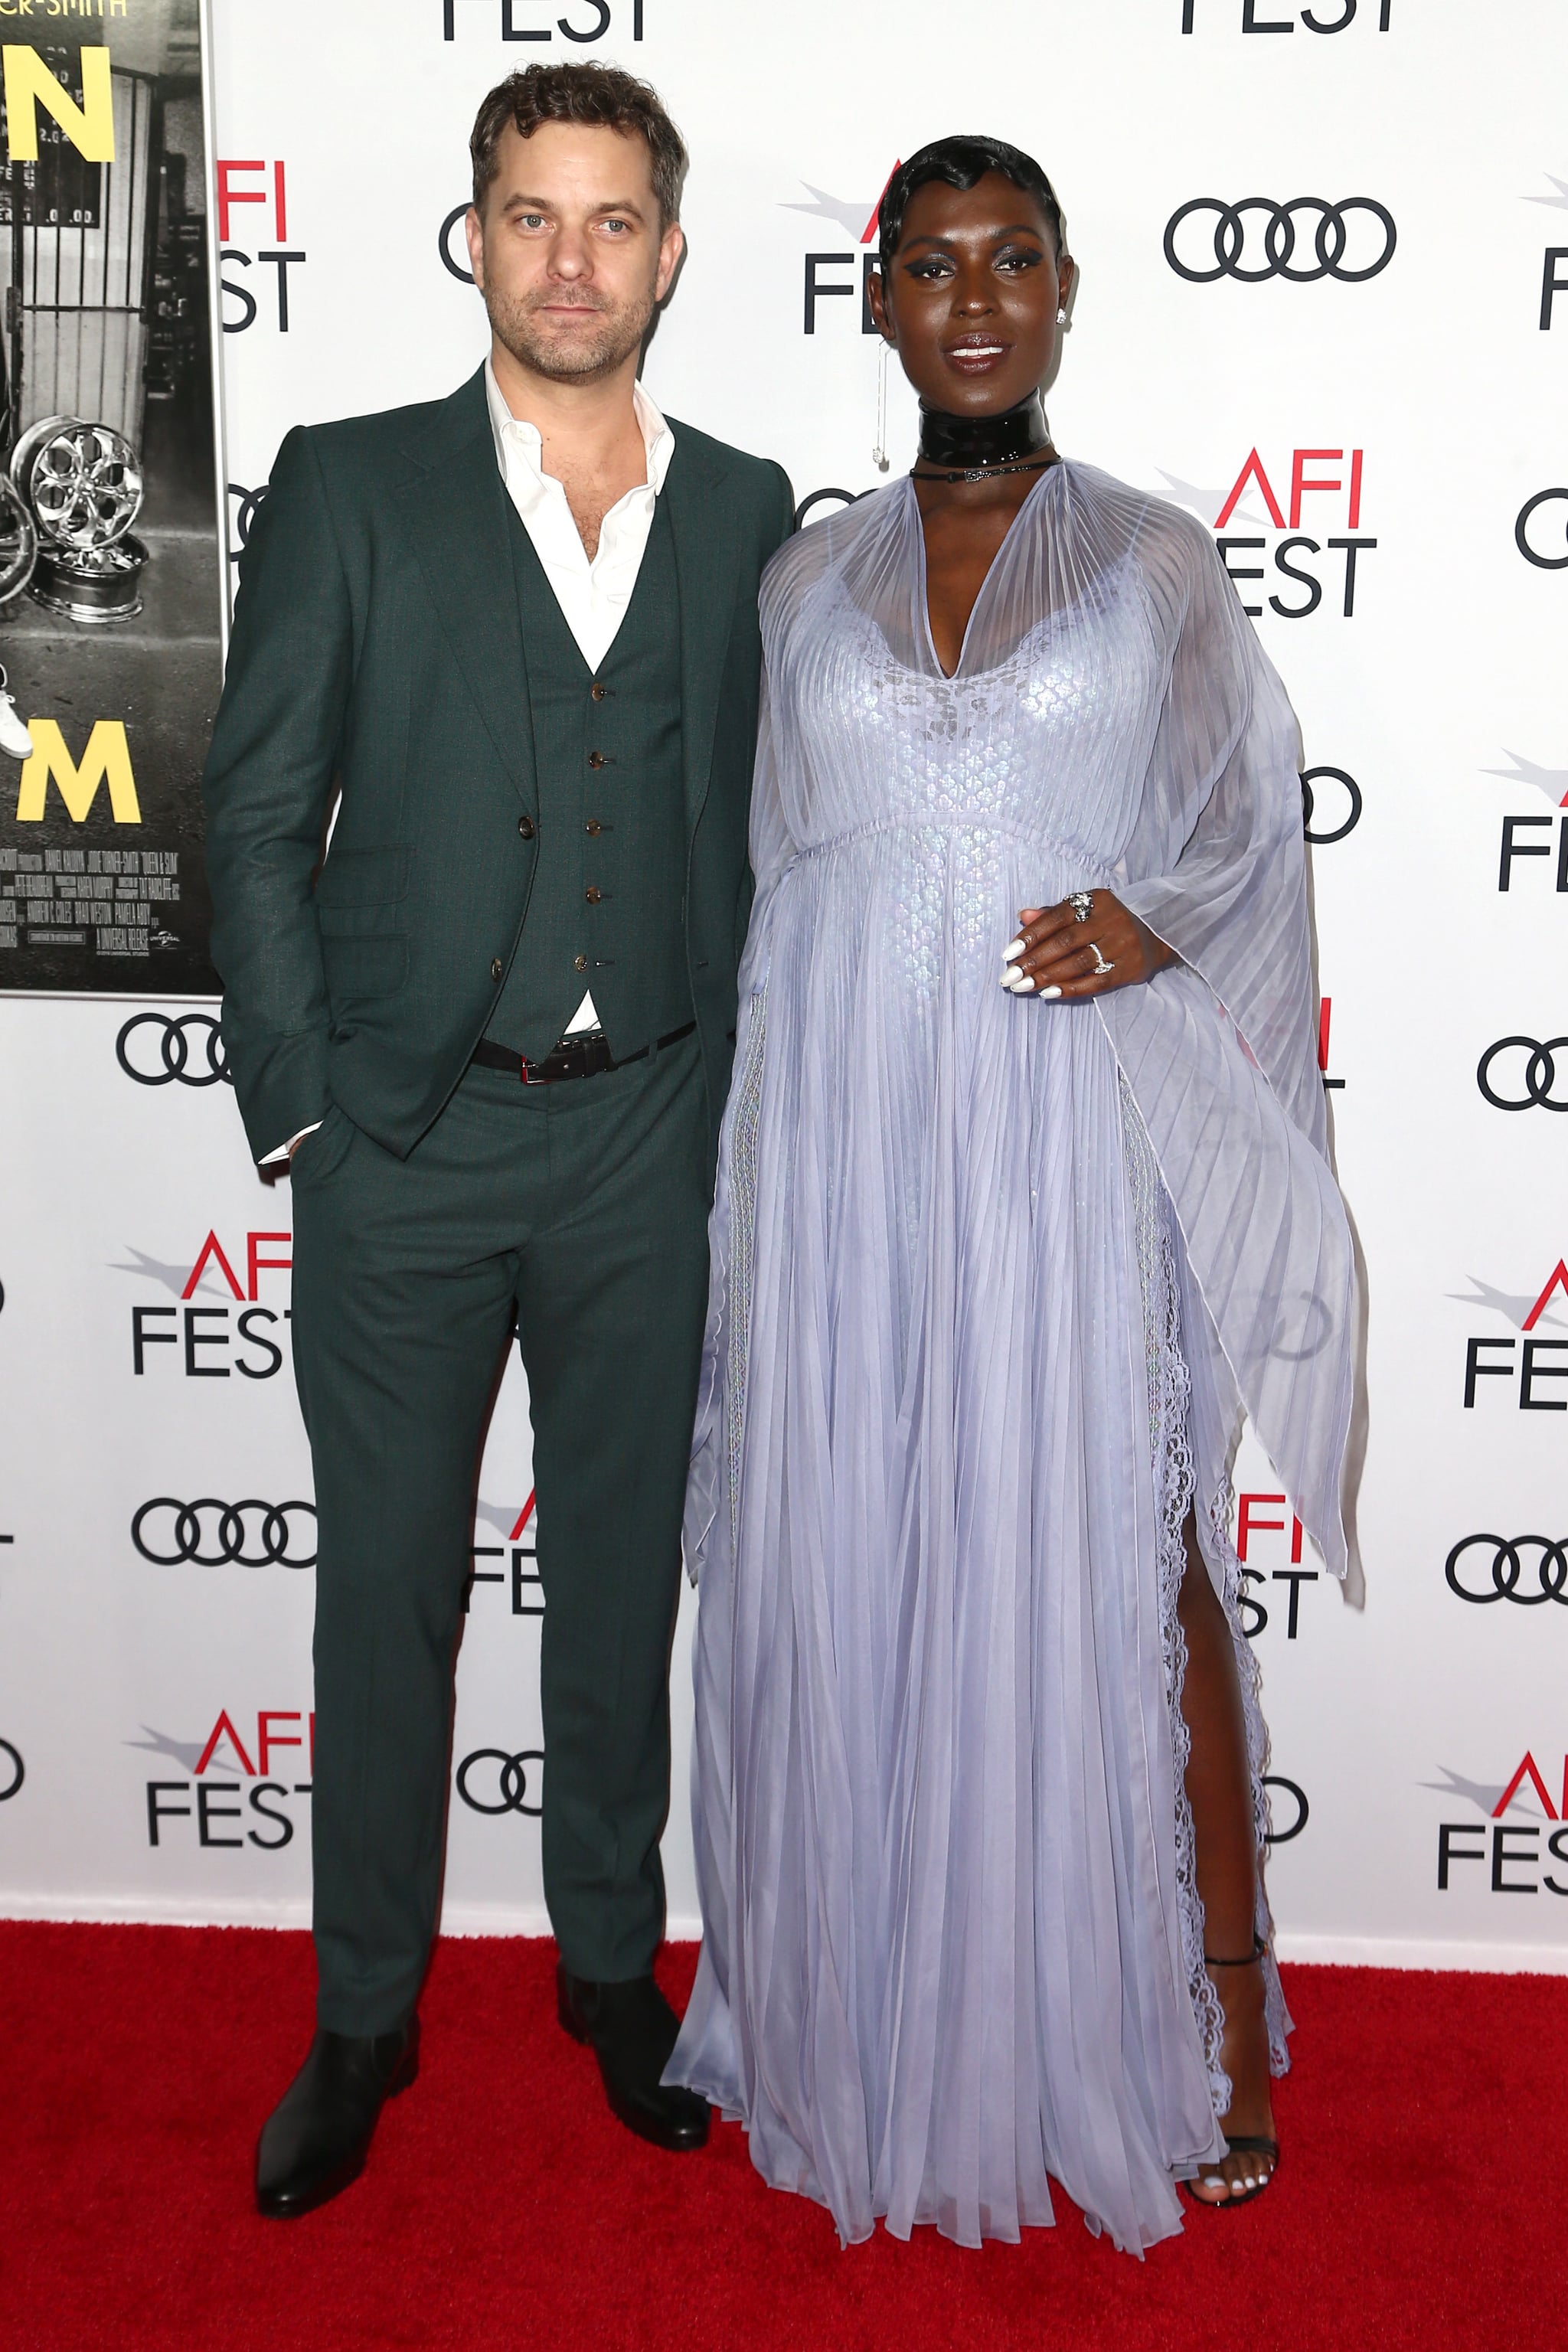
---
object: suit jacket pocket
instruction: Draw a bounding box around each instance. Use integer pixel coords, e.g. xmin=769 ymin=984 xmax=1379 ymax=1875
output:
xmin=315 ymin=844 xmax=411 ymax=908
xmin=288 ymin=1101 xmax=356 ymax=1190
xmin=321 ymin=932 xmax=408 ymax=999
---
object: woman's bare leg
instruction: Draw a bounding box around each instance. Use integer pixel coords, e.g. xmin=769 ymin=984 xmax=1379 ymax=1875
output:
xmin=1177 ymin=1506 xmax=1277 ymax=2201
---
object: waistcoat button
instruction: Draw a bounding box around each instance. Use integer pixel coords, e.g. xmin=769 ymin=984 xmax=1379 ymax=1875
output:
xmin=517 ymin=815 xmax=535 ymax=840
xmin=590 ymin=682 xmax=608 ymax=701
xmin=587 ymin=750 xmax=608 ymax=769
xmin=585 ymin=819 xmax=603 ymax=836
xmin=490 ymin=957 xmax=503 ymax=981
xmin=584 ymin=886 xmax=603 ymax=904
xmin=574 ymin=955 xmax=588 ymax=972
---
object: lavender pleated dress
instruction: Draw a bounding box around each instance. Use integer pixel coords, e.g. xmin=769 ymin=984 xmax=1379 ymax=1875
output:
xmin=668 ymin=464 xmax=1354 ymax=2255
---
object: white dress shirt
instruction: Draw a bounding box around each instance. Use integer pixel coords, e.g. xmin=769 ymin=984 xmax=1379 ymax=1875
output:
xmin=265 ymin=364 xmax=675 ymax=1164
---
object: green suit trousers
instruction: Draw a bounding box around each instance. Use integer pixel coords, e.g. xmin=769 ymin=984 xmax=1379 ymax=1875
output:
xmin=289 ymin=1031 xmax=710 ymax=2035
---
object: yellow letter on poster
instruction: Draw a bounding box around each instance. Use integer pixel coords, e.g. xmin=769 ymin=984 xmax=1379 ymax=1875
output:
xmin=16 ymin=721 xmax=141 ymax=824
xmin=2 ymin=45 xmax=115 ymax=166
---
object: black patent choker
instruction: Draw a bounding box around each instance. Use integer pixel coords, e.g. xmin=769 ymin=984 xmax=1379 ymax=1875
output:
xmin=913 ymin=394 xmax=1053 ymax=482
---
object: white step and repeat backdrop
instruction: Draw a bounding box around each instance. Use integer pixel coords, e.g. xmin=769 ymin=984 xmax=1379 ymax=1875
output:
xmin=2 ymin=0 xmax=1566 ymax=1969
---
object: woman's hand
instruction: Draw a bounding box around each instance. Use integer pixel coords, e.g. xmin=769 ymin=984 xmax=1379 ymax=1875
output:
xmin=1000 ymin=890 xmax=1176 ymax=999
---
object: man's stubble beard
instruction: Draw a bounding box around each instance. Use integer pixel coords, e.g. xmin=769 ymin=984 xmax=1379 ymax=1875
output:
xmin=485 ymin=279 xmax=656 ymax=387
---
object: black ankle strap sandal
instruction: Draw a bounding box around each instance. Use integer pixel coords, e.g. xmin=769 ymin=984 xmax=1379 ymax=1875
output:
xmin=1203 ymin=1933 xmax=1267 ymax=1968
xmin=1183 ymin=1936 xmax=1280 ymax=2210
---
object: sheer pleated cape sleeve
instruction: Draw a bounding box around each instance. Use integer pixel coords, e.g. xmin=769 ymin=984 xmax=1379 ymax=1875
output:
xmin=1100 ymin=498 xmax=1354 ymax=1576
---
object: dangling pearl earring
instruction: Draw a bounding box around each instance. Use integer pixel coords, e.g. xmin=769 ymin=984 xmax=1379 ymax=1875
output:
xmin=872 ymin=340 xmax=890 ymax=474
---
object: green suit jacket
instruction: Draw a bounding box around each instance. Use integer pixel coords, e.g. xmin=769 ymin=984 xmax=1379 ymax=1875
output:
xmin=203 ymin=366 xmax=794 ymax=1164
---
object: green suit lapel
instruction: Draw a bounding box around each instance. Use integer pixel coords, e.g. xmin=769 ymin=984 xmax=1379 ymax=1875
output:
xmin=397 ymin=368 xmax=538 ymax=818
xmin=662 ymin=431 xmax=740 ymax=838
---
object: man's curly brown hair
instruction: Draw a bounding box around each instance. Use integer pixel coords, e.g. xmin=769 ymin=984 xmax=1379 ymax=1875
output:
xmin=470 ymin=61 xmax=688 ymax=227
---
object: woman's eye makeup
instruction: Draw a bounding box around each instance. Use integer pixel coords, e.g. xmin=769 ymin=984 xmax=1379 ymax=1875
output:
xmin=901 ymin=245 xmax=1046 ymax=281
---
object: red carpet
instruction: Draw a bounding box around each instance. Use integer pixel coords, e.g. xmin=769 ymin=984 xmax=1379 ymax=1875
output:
xmin=0 ymin=1924 xmax=1557 ymax=2352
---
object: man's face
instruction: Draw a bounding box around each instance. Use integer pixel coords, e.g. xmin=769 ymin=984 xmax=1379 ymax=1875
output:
xmin=465 ymin=119 xmax=683 ymax=387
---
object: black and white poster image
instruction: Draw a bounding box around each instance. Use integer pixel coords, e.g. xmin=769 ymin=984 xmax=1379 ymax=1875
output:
xmin=0 ymin=0 xmax=221 ymax=995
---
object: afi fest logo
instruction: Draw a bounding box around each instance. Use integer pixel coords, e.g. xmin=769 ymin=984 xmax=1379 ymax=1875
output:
xmin=439 ymin=0 xmax=643 ymax=41
xmin=134 ymin=1709 xmax=314 ymax=1852
xmin=217 ymin=159 xmax=305 ymax=335
xmin=468 ymin=1491 xmax=543 ymax=1616
xmin=1161 ymin=447 xmax=1375 ymax=619
xmin=1433 ymin=1749 xmax=1568 ymax=1900
xmin=119 ymin=1226 xmax=292 ymax=1383
xmin=1454 ymin=1257 xmax=1568 ymax=1413
xmin=790 ymin=166 xmax=899 ymax=338
xmin=1180 ymin=1 xmax=1392 ymax=28
xmin=1233 ymin=1493 xmax=1319 ymax=1638
xmin=1525 ymin=168 xmax=1568 ymax=332
xmin=1489 ymin=749 xmax=1568 ymax=895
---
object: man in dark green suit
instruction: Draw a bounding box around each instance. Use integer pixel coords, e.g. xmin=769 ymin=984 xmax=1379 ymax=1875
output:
xmin=203 ymin=63 xmax=792 ymax=2216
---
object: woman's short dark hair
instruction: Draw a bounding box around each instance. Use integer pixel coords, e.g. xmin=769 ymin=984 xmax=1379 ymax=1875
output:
xmin=877 ymin=136 xmax=1067 ymax=271
xmin=470 ymin=61 xmax=688 ymax=227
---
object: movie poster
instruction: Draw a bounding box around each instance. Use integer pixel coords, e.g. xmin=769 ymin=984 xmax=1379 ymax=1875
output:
xmin=0 ymin=0 xmax=222 ymax=995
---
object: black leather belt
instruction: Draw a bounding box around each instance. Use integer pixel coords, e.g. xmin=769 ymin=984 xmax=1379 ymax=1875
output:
xmin=470 ymin=1020 xmax=695 ymax=1086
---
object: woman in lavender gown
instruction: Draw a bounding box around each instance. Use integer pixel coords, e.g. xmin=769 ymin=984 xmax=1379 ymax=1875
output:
xmin=668 ymin=137 xmax=1354 ymax=2253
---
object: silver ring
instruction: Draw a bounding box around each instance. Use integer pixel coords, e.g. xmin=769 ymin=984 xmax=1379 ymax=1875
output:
xmin=1088 ymin=942 xmax=1115 ymax=975
xmin=1067 ymin=890 xmax=1094 ymax=923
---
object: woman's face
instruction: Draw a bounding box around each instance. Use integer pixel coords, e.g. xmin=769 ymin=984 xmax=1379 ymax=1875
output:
xmin=870 ymin=169 xmax=1073 ymax=417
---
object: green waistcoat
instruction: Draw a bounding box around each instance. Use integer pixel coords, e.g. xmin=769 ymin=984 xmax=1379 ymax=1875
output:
xmin=485 ymin=495 xmax=692 ymax=1064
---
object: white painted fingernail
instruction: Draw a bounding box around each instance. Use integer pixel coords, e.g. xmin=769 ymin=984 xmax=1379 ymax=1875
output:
xmin=1008 ymin=973 xmax=1035 ymax=992
xmin=1002 ymin=938 xmax=1025 ymax=963
xmin=1038 ymin=984 xmax=1063 ymax=1000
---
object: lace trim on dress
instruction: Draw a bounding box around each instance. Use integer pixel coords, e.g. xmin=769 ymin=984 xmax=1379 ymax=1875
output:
xmin=725 ymin=988 xmax=768 ymax=1549
xmin=1200 ymin=1471 xmax=1292 ymax=2079
xmin=1122 ymin=1076 xmax=1292 ymax=2105
xmin=1121 ymin=1080 xmax=1223 ymax=2107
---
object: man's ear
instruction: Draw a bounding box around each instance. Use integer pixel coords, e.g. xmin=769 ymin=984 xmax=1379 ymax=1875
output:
xmin=655 ymin=221 xmax=685 ymax=305
xmin=463 ymin=203 xmax=486 ymax=293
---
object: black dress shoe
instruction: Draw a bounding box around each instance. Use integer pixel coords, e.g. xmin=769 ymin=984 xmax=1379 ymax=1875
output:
xmin=557 ymin=1965 xmax=710 ymax=2151
xmin=254 ymin=2017 xmax=420 ymax=2217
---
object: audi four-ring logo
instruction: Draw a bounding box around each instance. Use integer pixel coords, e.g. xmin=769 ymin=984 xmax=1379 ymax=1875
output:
xmin=1476 ymin=1036 xmax=1568 ymax=1112
xmin=0 ymin=1739 xmax=22 ymax=1802
xmin=1164 ymin=198 xmax=1396 ymax=283
xmin=1447 ymin=1536 xmax=1568 ymax=1606
xmin=116 ymin=1012 xmax=231 ymax=1088
xmin=1515 ymin=488 xmax=1568 ymax=571
xmin=456 ymin=1748 xmax=544 ymax=1815
xmin=1300 ymin=765 xmax=1362 ymax=845
xmin=1262 ymin=1774 xmax=1308 ymax=1844
xmin=131 ymin=1498 xmax=317 ymax=1568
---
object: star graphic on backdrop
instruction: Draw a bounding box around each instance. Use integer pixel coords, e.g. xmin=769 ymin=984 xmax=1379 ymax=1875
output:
xmin=1522 ymin=172 xmax=1568 ymax=210
xmin=1446 ymin=1277 xmax=1565 ymax=1331
xmin=780 ymin=183 xmax=876 ymax=241
xmin=1418 ymin=1766 xmax=1516 ymax=1817
xmin=124 ymin=1726 xmax=210 ymax=1773
xmin=1157 ymin=470 xmax=1267 ymax=530
xmin=107 ymin=1246 xmax=220 ymax=1297
xmin=1482 ymin=750 xmax=1568 ymax=808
